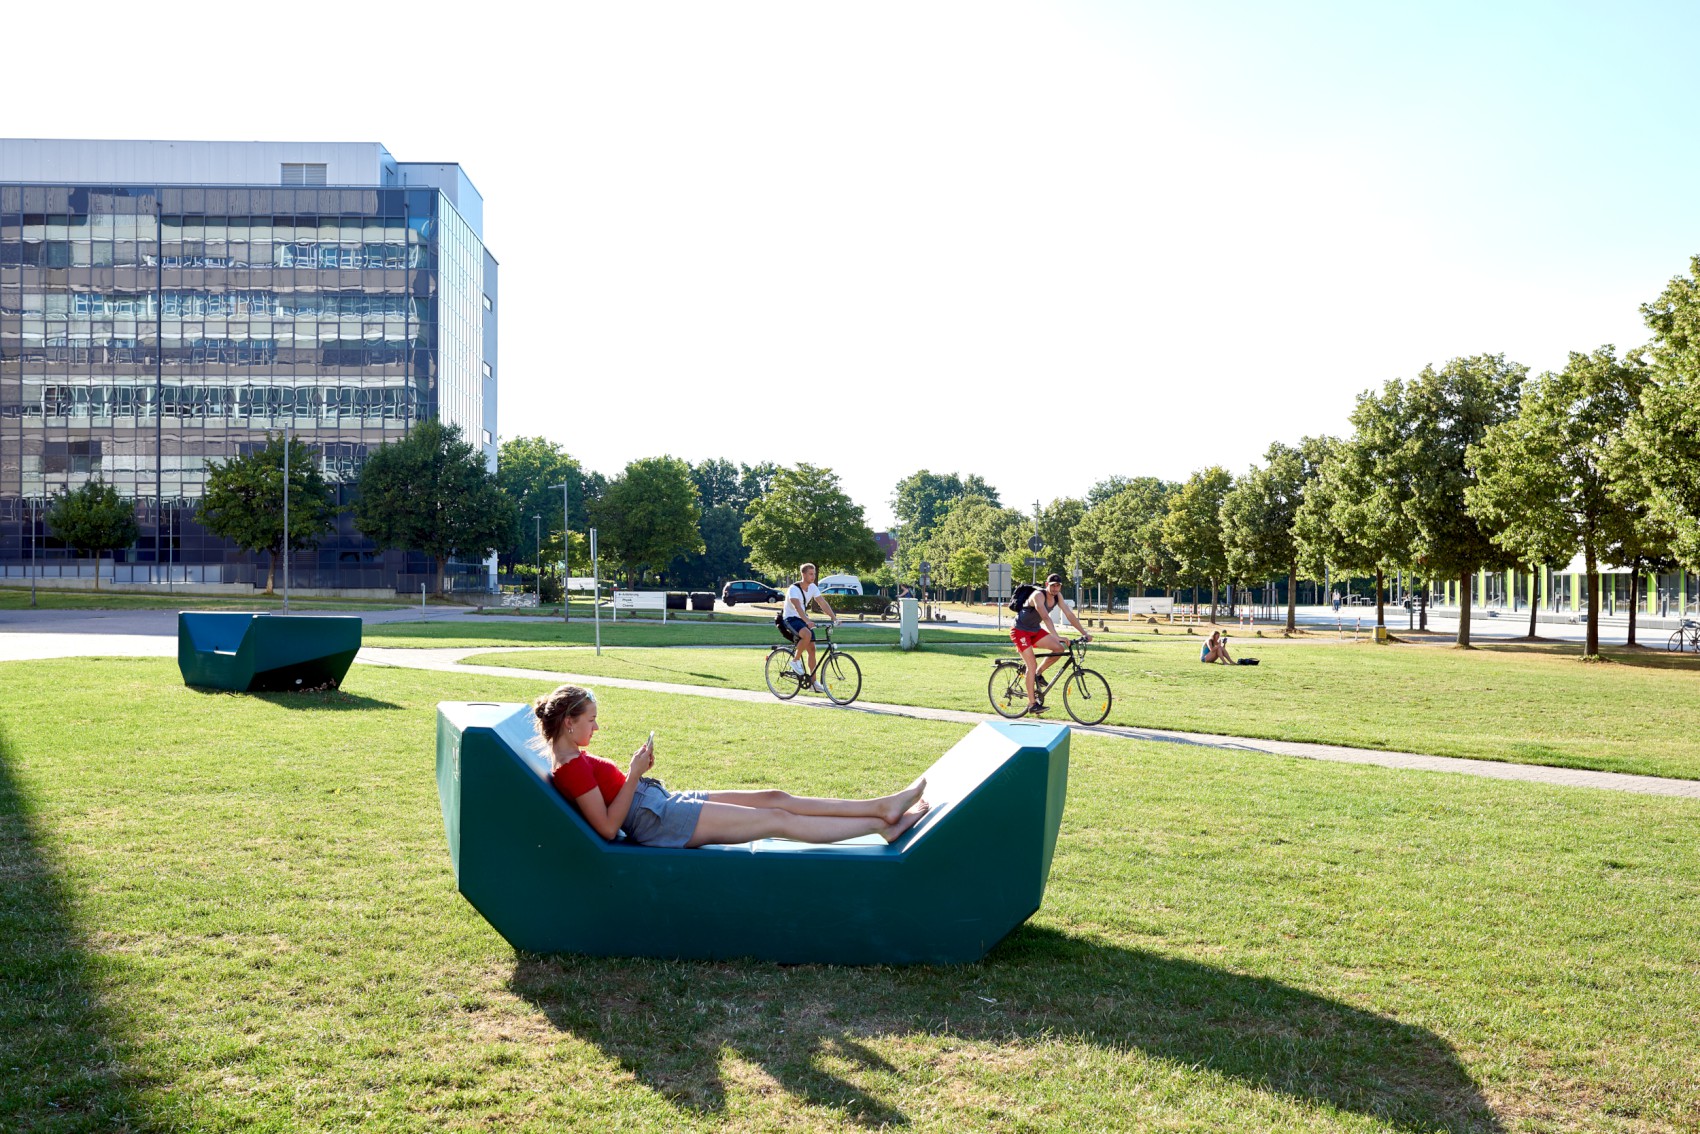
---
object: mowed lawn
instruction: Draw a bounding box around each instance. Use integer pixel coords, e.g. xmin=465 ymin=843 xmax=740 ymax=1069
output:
xmin=3 ymin=659 xmax=1698 ymax=1132
xmin=364 ymin=616 xmax=1012 ymax=650
xmin=459 ymin=636 xmax=1700 ymax=781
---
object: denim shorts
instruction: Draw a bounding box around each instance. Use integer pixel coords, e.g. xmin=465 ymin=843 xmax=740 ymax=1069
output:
xmin=621 ymin=778 xmax=709 ymax=847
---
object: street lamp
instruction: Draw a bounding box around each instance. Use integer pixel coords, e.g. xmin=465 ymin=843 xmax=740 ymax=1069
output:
xmin=29 ymin=494 xmax=38 ymax=608
xmin=533 ymin=514 xmax=542 ymax=607
xmin=547 ymin=481 xmax=568 ymax=621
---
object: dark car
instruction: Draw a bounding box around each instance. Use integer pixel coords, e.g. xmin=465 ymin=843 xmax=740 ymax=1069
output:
xmin=721 ymin=580 xmax=783 ymax=606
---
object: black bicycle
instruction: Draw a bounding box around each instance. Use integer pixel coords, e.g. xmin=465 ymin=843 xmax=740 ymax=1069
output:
xmin=1668 ymin=619 xmax=1700 ymax=653
xmin=764 ymin=621 xmax=862 ymax=705
xmin=987 ymin=637 xmax=1113 ymax=725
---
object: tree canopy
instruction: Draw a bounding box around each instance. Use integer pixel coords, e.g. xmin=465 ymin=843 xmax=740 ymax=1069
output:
xmin=890 ymin=470 xmax=1001 ymax=536
xmin=1222 ymin=438 xmax=1329 ymax=631
xmin=592 ymin=456 xmax=704 ymax=587
xmin=45 ymin=480 xmax=139 ymax=589
xmin=743 ymin=464 xmax=882 ymax=580
xmin=1162 ymin=467 xmax=1233 ymax=613
xmin=354 ymin=420 xmax=517 ymax=593
xmin=198 ymin=433 xmax=339 ymax=593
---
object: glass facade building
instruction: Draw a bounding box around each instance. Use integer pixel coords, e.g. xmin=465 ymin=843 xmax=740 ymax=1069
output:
xmin=0 ymin=139 xmax=498 ymax=590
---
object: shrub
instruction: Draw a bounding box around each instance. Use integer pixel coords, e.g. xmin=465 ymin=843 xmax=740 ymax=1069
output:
xmin=827 ymin=594 xmax=896 ymax=617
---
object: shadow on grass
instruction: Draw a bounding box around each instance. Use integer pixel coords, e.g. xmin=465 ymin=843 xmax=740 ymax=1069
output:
xmin=0 ymin=727 xmax=149 ymax=1131
xmin=184 ymin=687 xmax=405 ymax=711
xmin=511 ymin=925 xmax=1501 ymax=1132
xmin=1472 ymin=640 xmax=1700 ymax=672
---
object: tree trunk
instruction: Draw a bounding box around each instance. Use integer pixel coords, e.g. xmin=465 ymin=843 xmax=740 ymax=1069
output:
xmin=1285 ymin=564 xmax=1297 ymax=633
xmin=265 ymin=550 xmax=277 ymax=595
xmin=1627 ymin=569 xmax=1640 ymax=647
xmin=1584 ymin=553 xmax=1599 ymax=657
xmin=1191 ymin=581 xmax=1199 ymax=616
xmin=1527 ymin=568 xmax=1538 ymax=639
xmin=1456 ymin=569 xmax=1472 ymax=647
xmin=1375 ymin=567 xmax=1385 ymax=628
xmin=94 ymin=552 xmax=102 ymax=591
xmin=1209 ymin=581 xmax=1218 ymax=623
xmin=435 ymin=555 xmax=449 ymax=596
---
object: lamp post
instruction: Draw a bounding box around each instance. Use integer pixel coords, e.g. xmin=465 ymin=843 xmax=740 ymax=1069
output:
xmin=282 ymin=426 xmax=291 ymax=615
xmin=547 ymin=481 xmax=568 ymax=621
xmin=533 ymin=514 xmax=542 ymax=607
xmin=29 ymin=494 xmax=37 ymax=608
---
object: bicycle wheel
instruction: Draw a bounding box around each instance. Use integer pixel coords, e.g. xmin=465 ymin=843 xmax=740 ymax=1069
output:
xmin=1062 ymin=667 xmax=1113 ymax=726
xmin=764 ymin=646 xmax=802 ymax=699
xmin=1670 ymin=630 xmax=1687 ymax=653
xmin=819 ymin=651 xmax=862 ymax=705
xmin=988 ymin=662 xmax=1030 ymax=718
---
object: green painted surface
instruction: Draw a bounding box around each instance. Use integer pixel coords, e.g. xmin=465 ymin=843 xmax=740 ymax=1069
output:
xmin=435 ymin=702 xmax=1070 ymax=965
xmin=177 ymin=612 xmax=362 ymax=692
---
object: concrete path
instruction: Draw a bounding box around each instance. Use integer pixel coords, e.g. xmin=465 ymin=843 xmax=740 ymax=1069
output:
xmin=357 ymin=646 xmax=1700 ymax=802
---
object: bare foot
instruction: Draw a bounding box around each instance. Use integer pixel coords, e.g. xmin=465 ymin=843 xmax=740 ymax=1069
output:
xmin=881 ymin=800 xmax=930 ymax=842
xmin=878 ymin=777 xmax=927 ymax=825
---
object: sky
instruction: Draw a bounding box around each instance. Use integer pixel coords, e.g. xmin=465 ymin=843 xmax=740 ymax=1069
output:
xmin=11 ymin=1 xmax=1700 ymax=528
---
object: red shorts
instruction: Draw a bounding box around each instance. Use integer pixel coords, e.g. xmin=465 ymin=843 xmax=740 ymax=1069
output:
xmin=1010 ymin=627 xmax=1049 ymax=652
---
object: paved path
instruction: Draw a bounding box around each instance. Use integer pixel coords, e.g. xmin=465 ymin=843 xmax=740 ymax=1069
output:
xmin=357 ymin=646 xmax=1700 ymax=802
xmin=4 ymin=617 xmax=1695 ymax=801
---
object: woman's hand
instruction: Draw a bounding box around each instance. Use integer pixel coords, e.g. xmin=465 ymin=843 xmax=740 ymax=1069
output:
xmin=629 ymin=737 xmax=654 ymax=778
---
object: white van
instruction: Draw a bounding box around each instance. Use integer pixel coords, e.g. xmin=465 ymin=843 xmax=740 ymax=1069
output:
xmin=817 ymin=573 xmax=864 ymax=595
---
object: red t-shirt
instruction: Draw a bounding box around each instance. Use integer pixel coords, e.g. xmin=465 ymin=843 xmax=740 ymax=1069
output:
xmin=552 ymin=750 xmax=626 ymax=805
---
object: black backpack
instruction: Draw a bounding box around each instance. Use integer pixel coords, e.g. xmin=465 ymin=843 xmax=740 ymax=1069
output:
xmin=774 ymin=609 xmax=796 ymax=643
xmin=1008 ymin=582 xmax=1038 ymax=613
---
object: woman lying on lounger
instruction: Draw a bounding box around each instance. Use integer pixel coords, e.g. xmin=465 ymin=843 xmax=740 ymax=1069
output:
xmin=535 ymin=683 xmax=930 ymax=848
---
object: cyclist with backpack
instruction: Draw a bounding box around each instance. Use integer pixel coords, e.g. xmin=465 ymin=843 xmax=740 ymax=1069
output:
xmin=781 ymin=562 xmax=838 ymax=692
xmin=1009 ymin=572 xmax=1091 ymax=715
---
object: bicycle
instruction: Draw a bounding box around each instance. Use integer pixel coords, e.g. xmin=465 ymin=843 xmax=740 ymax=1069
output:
xmin=987 ymin=637 xmax=1113 ymax=725
xmin=1667 ymin=619 xmax=1700 ymax=653
xmin=764 ymin=621 xmax=862 ymax=705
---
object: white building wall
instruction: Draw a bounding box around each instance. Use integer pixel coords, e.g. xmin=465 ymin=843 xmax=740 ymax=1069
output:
xmin=0 ymin=139 xmax=396 ymax=187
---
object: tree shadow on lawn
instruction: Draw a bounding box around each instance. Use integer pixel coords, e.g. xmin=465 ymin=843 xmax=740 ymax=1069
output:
xmin=1472 ymin=640 xmax=1700 ymax=672
xmin=0 ymin=728 xmax=152 ymax=1131
xmin=510 ymin=924 xmax=1501 ymax=1132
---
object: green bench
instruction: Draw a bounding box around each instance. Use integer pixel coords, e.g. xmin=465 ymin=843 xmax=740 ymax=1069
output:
xmin=436 ymin=702 xmax=1070 ymax=965
xmin=177 ymin=612 xmax=363 ymax=692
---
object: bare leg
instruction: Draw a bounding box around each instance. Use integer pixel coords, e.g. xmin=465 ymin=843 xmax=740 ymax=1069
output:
xmin=1017 ymin=643 xmax=1038 ymax=707
xmin=687 ymin=800 xmax=928 ymax=848
xmin=1033 ymin=633 xmax=1065 ymax=680
xmin=705 ymin=777 xmax=925 ymax=825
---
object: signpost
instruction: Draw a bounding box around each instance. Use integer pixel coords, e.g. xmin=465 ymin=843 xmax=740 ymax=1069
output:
xmin=988 ymin=562 xmax=1012 ymax=630
xmin=1026 ymin=532 xmax=1044 ymax=583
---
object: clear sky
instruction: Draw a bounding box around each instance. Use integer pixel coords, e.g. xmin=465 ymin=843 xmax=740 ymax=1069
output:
xmin=11 ymin=1 xmax=1700 ymax=528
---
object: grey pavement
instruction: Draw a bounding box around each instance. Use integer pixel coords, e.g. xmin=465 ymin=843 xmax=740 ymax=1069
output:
xmin=3 ymin=611 xmax=1695 ymax=801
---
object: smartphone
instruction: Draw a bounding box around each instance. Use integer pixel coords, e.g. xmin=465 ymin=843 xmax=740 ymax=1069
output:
xmin=646 ymin=729 xmax=655 ymax=751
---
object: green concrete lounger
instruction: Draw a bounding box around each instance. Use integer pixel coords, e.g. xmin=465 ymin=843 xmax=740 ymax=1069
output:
xmin=436 ymin=701 xmax=1070 ymax=965
xmin=177 ymin=612 xmax=362 ymax=692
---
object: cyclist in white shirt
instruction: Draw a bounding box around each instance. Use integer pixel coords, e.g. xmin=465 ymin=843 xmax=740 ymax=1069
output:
xmin=782 ymin=562 xmax=838 ymax=691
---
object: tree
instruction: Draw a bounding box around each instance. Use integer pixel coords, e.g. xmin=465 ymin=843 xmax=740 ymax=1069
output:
xmin=44 ymin=480 xmax=138 ymax=590
xmin=1085 ymin=475 xmax=1136 ymax=509
xmin=1037 ymin=497 xmax=1085 ymax=582
xmin=890 ymin=470 xmax=1001 ymax=538
xmin=1619 ymin=255 xmax=1700 ymax=576
xmin=1071 ymin=479 xmax=1176 ymax=610
xmin=198 ymin=433 xmax=339 ymax=594
xmin=742 ymin=463 xmax=882 ymax=580
xmin=922 ymin=497 xmax=1031 ymax=587
xmin=1294 ymin=385 xmax=1419 ymax=631
xmin=1398 ymin=355 xmax=1525 ymax=646
xmin=592 ymin=456 xmax=704 ymax=587
xmin=946 ymin=546 xmax=989 ymax=603
xmin=354 ymin=419 xmax=518 ymax=594
xmin=1163 ymin=467 xmax=1233 ymax=618
xmin=1221 ymin=438 xmax=1329 ymax=632
xmin=496 ymin=436 xmax=594 ymax=572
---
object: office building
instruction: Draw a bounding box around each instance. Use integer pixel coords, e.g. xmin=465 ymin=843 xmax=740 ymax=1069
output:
xmin=0 ymin=139 xmax=498 ymax=590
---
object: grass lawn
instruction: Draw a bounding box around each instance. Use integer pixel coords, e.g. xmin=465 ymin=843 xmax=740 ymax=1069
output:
xmin=461 ymin=637 xmax=1700 ymax=780
xmin=3 ymin=658 xmax=1698 ymax=1132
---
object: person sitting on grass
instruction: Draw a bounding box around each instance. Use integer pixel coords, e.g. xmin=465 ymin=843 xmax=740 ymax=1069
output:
xmin=1010 ymin=572 xmax=1092 ymax=716
xmin=537 ymin=684 xmax=929 ymax=848
xmin=1200 ymin=630 xmax=1234 ymax=664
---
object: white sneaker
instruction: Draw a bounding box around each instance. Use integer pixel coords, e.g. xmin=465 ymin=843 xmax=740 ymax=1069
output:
xmin=812 ymin=681 xmax=829 ymax=693
xmin=791 ymin=659 xmax=806 ymax=675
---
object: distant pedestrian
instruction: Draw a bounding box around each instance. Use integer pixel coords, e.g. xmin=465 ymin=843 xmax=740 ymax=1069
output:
xmin=1331 ymin=592 xmax=1342 ymax=614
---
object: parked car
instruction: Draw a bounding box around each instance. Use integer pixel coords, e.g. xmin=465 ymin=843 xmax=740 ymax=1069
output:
xmin=721 ymin=580 xmax=783 ymax=606
xmin=818 ymin=573 xmax=864 ymax=595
